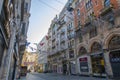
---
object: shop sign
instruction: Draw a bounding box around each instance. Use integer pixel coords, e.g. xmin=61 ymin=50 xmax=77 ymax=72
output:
xmin=24 ymin=62 xmax=34 ymax=65
xmin=79 ymin=57 xmax=89 ymax=72
xmin=79 ymin=57 xmax=87 ymax=62
xmin=91 ymin=53 xmax=103 ymax=58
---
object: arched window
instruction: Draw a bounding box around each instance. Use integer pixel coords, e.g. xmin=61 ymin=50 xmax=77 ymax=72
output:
xmin=79 ymin=47 xmax=87 ymax=55
xmin=91 ymin=42 xmax=102 ymax=53
xmin=108 ymin=36 xmax=120 ymax=50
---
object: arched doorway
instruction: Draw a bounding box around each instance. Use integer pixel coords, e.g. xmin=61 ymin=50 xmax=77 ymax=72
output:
xmin=90 ymin=42 xmax=105 ymax=76
xmin=108 ymin=35 xmax=120 ymax=78
xmin=78 ymin=47 xmax=89 ymax=73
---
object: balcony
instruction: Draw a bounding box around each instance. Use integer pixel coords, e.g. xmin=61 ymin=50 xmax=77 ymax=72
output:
xmin=68 ymin=44 xmax=74 ymax=49
xmin=68 ymin=34 xmax=75 ymax=40
xmin=67 ymin=26 xmax=72 ymax=32
xmin=61 ymin=29 xmax=65 ymax=34
xmin=52 ymin=44 xmax=56 ymax=49
xmin=57 ymin=20 xmax=66 ymax=30
xmin=100 ymin=4 xmax=113 ymax=16
xmin=52 ymin=31 xmax=55 ymax=35
xmin=60 ymin=44 xmax=67 ymax=51
xmin=67 ymin=3 xmax=74 ymax=12
xmin=51 ymin=49 xmax=57 ymax=55
xmin=52 ymin=35 xmax=56 ymax=41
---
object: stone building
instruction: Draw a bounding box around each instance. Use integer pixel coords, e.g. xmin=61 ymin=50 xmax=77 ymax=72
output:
xmin=47 ymin=0 xmax=120 ymax=79
xmin=21 ymin=51 xmax=38 ymax=72
xmin=37 ymin=35 xmax=49 ymax=72
xmin=0 ymin=0 xmax=31 ymax=79
xmin=71 ymin=0 xmax=120 ymax=78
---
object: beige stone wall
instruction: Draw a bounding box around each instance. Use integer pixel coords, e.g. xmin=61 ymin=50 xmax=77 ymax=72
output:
xmin=76 ymin=14 xmax=120 ymax=76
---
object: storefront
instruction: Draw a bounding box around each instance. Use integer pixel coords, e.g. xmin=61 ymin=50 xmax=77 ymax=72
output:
xmin=79 ymin=57 xmax=89 ymax=73
xmin=91 ymin=53 xmax=105 ymax=76
xmin=90 ymin=42 xmax=105 ymax=76
xmin=62 ymin=60 xmax=67 ymax=74
xmin=108 ymin=35 xmax=120 ymax=78
xmin=69 ymin=61 xmax=76 ymax=75
xmin=52 ymin=64 xmax=57 ymax=73
xmin=57 ymin=64 xmax=62 ymax=74
xmin=78 ymin=47 xmax=89 ymax=75
xmin=109 ymin=50 xmax=120 ymax=78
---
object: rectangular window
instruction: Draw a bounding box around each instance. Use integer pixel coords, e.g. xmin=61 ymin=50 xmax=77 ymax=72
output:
xmin=79 ymin=34 xmax=83 ymax=43
xmin=89 ymin=27 xmax=97 ymax=38
xmin=22 ymin=23 xmax=26 ymax=35
xmin=69 ymin=50 xmax=74 ymax=58
xmin=24 ymin=3 xmax=28 ymax=13
xmin=104 ymin=0 xmax=110 ymax=7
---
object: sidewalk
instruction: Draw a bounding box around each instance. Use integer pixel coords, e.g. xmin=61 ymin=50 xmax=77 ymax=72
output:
xmin=17 ymin=77 xmax=26 ymax=80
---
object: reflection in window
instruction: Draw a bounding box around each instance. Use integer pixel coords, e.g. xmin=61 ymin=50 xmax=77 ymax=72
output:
xmin=104 ymin=0 xmax=110 ymax=7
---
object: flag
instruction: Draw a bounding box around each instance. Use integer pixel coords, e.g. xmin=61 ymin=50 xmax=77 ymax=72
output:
xmin=40 ymin=43 xmax=44 ymax=46
xmin=46 ymin=36 xmax=49 ymax=40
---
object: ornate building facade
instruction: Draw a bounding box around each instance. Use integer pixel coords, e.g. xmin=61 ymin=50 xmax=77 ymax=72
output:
xmin=47 ymin=0 xmax=120 ymax=79
xmin=0 ymin=0 xmax=31 ymax=79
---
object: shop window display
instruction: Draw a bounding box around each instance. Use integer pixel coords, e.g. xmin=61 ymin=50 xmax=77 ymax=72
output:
xmin=90 ymin=42 xmax=105 ymax=76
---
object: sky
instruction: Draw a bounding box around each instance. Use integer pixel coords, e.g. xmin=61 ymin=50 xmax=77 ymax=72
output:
xmin=27 ymin=0 xmax=68 ymax=43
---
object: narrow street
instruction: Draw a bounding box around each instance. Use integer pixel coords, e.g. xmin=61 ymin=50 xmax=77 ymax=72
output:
xmin=22 ymin=73 xmax=107 ymax=80
xmin=0 ymin=0 xmax=120 ymax=80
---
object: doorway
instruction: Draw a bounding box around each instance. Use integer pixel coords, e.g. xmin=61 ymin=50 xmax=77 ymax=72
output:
xmin=109 ymin=50 xmax=120 ymax=78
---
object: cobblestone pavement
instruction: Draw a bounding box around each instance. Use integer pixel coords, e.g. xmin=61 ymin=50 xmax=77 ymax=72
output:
xmin=22 ymin=72 xmax=109 ymax=80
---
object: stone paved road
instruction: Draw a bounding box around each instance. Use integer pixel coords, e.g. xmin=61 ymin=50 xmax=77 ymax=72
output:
xmin=23 ymin=72 xmax=109 ymax=80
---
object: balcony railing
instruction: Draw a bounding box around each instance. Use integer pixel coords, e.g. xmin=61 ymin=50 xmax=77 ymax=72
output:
xmin=68 ymin=34 xmax=75 ymax=40
xmin=60 ymin=44 xmax=67 ymax=51
xmin=68 ymin=44 xmax=74 ymax=49
xmin=100 ymin=4 xmax=113 ymax=16
xmin=61 ymin=29 xmax=65 ymax=34
xmin=67 ymin=26 xmax=72 ymax=31
xmin=60 ymin=36 xmax=66 ymax=42
xmin=52 ymin=35 xmax=56 ymax=41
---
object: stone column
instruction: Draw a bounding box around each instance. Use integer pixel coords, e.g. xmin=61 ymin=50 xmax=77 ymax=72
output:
xmin=5 ymin=20 xmax=16 ymax=80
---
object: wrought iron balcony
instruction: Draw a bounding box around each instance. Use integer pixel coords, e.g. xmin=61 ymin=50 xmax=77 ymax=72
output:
xmin=67 ymin=26 xmax=72 ymax=31
xmin=60 ymin=36 xmax=66 ymax=42
xmin=61 ymin=29 xmax=65 ymax=34
xmin=100 ymin=4 xmax=114 ymax=16
xmin=52 ymin=35 xmax=56 ymax=41
xmin=68 ymin=44 xmax=74 ymax=49
xmin=60 ymin=44 xmax=67 ymax=51
xmin=68 ymin=34 xmax=75 ymax=40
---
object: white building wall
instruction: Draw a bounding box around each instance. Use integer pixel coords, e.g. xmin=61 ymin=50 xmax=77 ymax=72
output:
xmin=37 ymin=36 xmax=48 ymax=64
